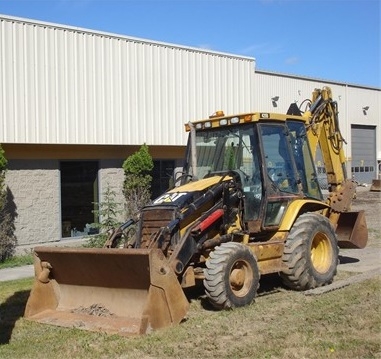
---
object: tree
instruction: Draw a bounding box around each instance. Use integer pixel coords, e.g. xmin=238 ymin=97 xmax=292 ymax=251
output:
xmin=123 ymin=144 xmax=153 ymax=219
xmin=0 ymin=145 xmax=16 ymax=262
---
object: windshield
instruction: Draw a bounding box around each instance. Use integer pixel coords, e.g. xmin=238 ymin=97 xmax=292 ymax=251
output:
xmin=186 ymin=124 xmax=257 ymax=186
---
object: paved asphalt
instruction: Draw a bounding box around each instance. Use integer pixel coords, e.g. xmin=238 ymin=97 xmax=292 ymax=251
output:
xmin=0 ymin=237 xmax=86 ymax=282
xmin=0 ymin=264 xmax=34 ymax=282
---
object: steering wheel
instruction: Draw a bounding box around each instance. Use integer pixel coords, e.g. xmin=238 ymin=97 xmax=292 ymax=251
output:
xmin=173 ymin=173 xmax=193 ymax=186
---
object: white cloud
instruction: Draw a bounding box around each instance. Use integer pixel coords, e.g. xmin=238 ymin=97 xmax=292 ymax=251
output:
xmin=285 ymin=56 xmax=299 ymax=65
xmin=238 ymin=43 xmax=284 ymax=56
xmin=198 ymin=43 xmax=213 ymax=50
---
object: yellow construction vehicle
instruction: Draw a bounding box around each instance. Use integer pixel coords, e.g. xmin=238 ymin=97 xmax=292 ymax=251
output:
xmin=25 ymin=87 xmax=368 ymax=336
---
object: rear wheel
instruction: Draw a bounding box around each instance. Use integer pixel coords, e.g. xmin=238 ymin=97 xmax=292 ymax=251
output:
xmin=204 ymin=242 xmax=260 ymax=309
xmin=281 ymin=213 xmax=339 ymax=290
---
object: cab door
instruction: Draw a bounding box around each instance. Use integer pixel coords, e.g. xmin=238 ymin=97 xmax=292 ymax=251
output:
xmin=258 ymin=123 xmax=300 ymax=228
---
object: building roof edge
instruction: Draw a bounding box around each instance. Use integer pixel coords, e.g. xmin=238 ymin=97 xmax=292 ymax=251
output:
xmin=0 ymin=13 xmax=256 ymax=62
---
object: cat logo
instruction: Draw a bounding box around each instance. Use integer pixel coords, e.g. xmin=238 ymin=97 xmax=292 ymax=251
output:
xmin=153 ymin=192 xmax=188 ymax=204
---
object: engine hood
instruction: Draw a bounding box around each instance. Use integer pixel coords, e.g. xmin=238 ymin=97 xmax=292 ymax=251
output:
xmin=151 ymin=175 xmax=230 ymax=209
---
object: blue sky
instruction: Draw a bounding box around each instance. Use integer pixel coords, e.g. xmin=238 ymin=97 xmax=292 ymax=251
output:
xmin=0 ymin=0 xmax=380 ymax=87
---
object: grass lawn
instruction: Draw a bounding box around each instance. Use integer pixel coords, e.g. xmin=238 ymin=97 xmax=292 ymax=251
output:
xmin=0 ymin=273 xmax=380 ymax=359
xmin=0 ymin=253 xmax=34 ymax=269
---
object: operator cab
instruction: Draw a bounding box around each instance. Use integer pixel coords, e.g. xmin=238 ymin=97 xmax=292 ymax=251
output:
xmin=182 ymin=113 xmax=323 ymax=233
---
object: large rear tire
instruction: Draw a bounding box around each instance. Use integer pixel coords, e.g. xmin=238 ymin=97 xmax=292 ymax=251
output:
xmin=281 ymin=213 xmax=339 ymax=290
xmin=204 ymin=242 xmax=260 ymax=309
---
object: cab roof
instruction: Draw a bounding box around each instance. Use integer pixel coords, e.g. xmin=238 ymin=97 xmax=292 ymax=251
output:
xmin=185 ymin=111 xmax=307 ymax=132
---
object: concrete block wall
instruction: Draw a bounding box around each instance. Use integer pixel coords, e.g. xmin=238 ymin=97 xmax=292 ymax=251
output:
xmin=5 ymin=160 xmax=61 ymax=247
xmin=98 ymin=160 xmax=126 ymax=223
xmin=5 ymin=159 xmax=126 ymax=247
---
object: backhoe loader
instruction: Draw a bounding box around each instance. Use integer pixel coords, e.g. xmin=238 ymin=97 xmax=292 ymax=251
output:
xmin=25 ymin=87 xmax=368 ymax=336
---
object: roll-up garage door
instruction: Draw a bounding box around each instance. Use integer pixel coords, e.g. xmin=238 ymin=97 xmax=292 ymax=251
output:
xmin=351 ymin=125 xmax=376 ymax=184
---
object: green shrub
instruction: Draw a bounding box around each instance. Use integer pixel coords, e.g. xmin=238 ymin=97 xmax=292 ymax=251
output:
xmin=0 ymin=145 xmax=16 ymax=262
xmin=85 ymin=145 xmax=153 ymax=248
xmin=84 ymin=185 xmax=123 ymax=248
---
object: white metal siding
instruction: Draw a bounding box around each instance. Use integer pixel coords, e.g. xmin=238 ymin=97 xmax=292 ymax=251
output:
xmin=0 ymin=16 xmax=255 ymax=145
xmin=254 ymin=71 xmax=381 ymax=173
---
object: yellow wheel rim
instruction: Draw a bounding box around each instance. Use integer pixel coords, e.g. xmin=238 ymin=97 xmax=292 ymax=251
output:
xmin=229 ymin=260 xmax=253 ymax=297
xmin=311 ymin=232 xmax=333 ymax=273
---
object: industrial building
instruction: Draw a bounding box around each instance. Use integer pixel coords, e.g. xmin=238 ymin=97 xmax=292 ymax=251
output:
xmin=0 ymin=14 xmax=380 ymax=247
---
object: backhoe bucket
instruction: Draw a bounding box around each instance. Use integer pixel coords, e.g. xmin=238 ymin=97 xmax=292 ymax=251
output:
xmin=24 ymin=247 xmax=189 ymax=336
xmin=370 ymin=179 xmax=381 ymax=192
xmin=335 ymin=210 xmax=368 ymax=249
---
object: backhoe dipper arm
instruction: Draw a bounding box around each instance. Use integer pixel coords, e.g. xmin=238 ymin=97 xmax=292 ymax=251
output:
xmin=299 ymin=87 xmax=368 ymax=249
xmin=303 ymin=87 xmax=355 ymax=212
xmin=305 ymin=88 xmax=347 ymax=188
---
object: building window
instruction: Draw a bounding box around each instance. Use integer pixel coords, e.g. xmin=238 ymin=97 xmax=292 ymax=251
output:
xmin=60 ymin=161 xmax=99 ymax=237
xmin=151 ymin=160 xmax=175 ymax=199
xmin=351 ymin=166 xmax=374 ymax=173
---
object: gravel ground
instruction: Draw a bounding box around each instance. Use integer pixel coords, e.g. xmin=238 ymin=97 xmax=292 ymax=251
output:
xmin=338 ymin=185 xmax=381 ymax=273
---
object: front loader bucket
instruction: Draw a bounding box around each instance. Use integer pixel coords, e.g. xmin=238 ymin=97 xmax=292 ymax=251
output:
xmin=24 ymin=247 xmax=189 ymax=336
xmin=335 ymin=210 xmax=368 ymax=249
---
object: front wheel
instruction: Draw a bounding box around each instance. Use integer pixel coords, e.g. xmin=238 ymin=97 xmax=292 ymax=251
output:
xmin=204 ymin=242 xmax=260 ymax=309
xmin=281 ymin=213 xmax=339 ymax=290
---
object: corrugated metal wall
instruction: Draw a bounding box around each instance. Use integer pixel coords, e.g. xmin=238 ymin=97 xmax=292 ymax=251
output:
xmin=254 ymin=71 xmax=381 ymax=168
xmin=0 ymin=16 xmax=255 ymax=146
